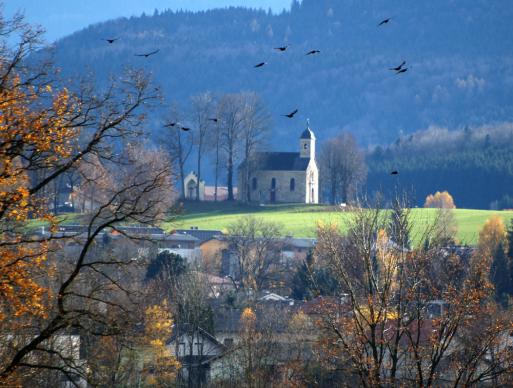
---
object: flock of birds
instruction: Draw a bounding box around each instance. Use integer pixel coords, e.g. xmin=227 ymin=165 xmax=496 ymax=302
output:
xmin=102 ymin=16 xmax=404 ymax=176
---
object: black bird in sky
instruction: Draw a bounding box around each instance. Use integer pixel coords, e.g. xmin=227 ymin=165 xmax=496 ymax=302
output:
xmin=103 ymin=38 xmax=119 ymax=44
xmin=164 ymin=122 xmax=177 ymax=128
xmin=135 ymin=49 xmax=160 ymax=58
xmin=306 ymin=50 xmax=321 ymax=55
xmin=390 ymin=170 xmax=399 ymax=175
xmin=274 ymin=46 xmax=288 ymax=52
xmin=179 ymin=126 xmax=191 ymax=132
xmin=283 ymin=109 xmax=298 ymax=118
xmin=389 ymin=61 xmax=406 ymax=71
xmin=378 ymin=18 xmax=391 ymax=26
xmin=208 ymin=118 xmax=218 ymax=123
xmin=396 ymin=68 xmax=408 ymax=74
xmin=254 ymin=62 xmax=267 ymax=68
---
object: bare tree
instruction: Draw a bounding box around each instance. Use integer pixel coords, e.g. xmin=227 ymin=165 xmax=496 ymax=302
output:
xmin=190 ymin=92 xmax=215 ymax=201
xmin=211 ymin=106 xmax=223 ymax=202
xmin=0 ymin=11 xmax=180 ymax=384
xmin=238 ymin=93 xmax=271 ymax=203
xmin=218 ymin=94 xmax=245 ymax=201
xmin=160 ymin=102 xmax=194 ymax=199
xmin=320 ymin=132 xmax=367 ymax=205
xmin=1 ymin=142 xmax=174 ymax=385
xmin=312 ymin=197 xmax=513 ymax=387
xmin=226 ymin=217 xmax=283 ymax=292
xmin=173 ymin=270 xmax=214 ymax=387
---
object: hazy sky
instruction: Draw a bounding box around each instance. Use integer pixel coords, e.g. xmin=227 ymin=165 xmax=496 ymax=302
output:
xmin=5 ymin=0 xmax=292 ymax=42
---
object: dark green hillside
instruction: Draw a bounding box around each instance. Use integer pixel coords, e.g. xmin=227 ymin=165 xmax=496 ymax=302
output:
xmin=46 ymin=0 xmax=513 ymax=148
xmin=365 ymin=124 xmax=513 ymax=209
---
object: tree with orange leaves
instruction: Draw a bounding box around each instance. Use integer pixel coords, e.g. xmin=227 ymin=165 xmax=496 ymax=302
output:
xmin=477 ymin=215 xmax=512 ymax=304
xmin=477 ymin=215 xmax=508 ymax=259
xmin=0 ymin=10 xmax=172 ymax=386
xmin=141 ymin=300 xmax=180 ymax=386
xmin=424 ymin=190 xmax=456 ymax=209
xmin=313 ymin=197 xmax=513 ymax=387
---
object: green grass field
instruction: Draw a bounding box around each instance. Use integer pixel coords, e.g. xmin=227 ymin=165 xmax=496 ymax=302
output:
xmin=162 ymin=202 xmax=513 ymax=246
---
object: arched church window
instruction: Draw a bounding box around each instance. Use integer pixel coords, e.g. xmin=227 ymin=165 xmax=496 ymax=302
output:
xmin=290 ymin=178 xmax=295 ymax=192
xmin=252 ymin=177 xmax=257 ymax=191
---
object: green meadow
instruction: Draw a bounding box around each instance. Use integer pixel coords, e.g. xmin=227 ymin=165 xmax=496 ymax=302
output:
xmin=163 ymin=202 xmax=513 ymax=246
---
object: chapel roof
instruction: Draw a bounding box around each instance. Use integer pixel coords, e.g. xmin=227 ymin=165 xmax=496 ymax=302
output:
xmin=300 ymin=127 xmax=315 ymax=140
xmin=249 ymin=152 xmax=310 ymax=171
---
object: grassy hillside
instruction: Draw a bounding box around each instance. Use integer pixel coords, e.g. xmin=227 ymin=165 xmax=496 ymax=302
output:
xmin=163 ymin=202 xmax=513 ymax=245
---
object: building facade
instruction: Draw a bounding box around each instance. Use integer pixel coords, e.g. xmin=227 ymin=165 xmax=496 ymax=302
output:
xmin=184 ymin=171 xmax=206 ymax=201
xmin=238 ymin=124 xmax=319 ymax=204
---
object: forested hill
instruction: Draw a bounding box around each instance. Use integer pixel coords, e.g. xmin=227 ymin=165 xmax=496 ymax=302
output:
xmin=365 ymin=124 xmax=513 ymax=210
xmin=45 ymin=0 xmax=513 ymax=147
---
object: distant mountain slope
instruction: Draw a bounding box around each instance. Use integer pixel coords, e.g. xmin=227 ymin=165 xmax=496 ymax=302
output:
xmin=47 ymin=0 xmax=513 ymax=147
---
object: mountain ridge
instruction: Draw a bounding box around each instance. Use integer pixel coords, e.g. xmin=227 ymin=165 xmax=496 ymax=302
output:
xmin=44 ymin=0 xmax=513 ymax=149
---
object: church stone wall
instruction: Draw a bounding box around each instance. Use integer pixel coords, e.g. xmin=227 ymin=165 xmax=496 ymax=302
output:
xmin=306 ymin=161 xmax=319 ymax=204
xmin=248 ymin=170 xmax=306 ymax=204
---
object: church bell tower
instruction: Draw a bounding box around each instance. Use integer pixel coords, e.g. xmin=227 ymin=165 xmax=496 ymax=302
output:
xmin=299 ymin=120 xmax=316 ymax=159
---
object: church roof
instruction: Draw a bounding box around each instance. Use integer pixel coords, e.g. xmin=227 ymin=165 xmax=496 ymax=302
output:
xmin=300 ymin=126 xmax=315 ymax=140
xmin=250 ymin=152 xmax=310 ymax=171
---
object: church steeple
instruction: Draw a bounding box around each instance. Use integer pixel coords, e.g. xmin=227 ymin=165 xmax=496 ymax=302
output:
xmin=299 ymin=120 xmax=316 ymax=159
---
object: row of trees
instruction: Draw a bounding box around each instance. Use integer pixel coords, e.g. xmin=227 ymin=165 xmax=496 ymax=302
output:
xmin=176 ymin=201 xmax=513 ymax=387
xmin=160 ymin=92 xmax=271 ymax=202
xmin=304 ymin=203 xmax=513 ymax=386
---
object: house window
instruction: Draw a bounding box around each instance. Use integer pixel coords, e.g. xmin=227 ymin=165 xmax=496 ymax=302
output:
xmin=271 ymin=178 xmax=276 ymax=189
xmin=252 ymin=177 xmax=257 ymax=191
xmin=290 ymin=178 xmax=295 ymax=192
xmin=195 ymin=342 xmax=203 ymax=355
xmin=178 ymin=342 xmax=185 ymax=356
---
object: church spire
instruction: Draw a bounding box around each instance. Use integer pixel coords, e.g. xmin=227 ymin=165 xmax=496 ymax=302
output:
xmin=299 ymin=120 xmax=316 ymax=159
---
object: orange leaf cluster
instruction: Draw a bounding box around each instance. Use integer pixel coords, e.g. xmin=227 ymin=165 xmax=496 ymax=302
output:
xmin=0 ymin=73 xmax=80 ymax=323
xmin=424 ymin=190 xmax=456 ymax=209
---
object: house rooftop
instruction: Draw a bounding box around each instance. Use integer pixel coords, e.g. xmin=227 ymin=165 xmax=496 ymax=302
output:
xmin=174 ymin=229 xmax=224 ymax=243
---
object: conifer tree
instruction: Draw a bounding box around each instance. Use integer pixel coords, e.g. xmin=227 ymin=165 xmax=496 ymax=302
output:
xmin=490 ymin=242 xmax=510 ymax=306
xmin=388 ymin=198 xmax=411 ymax=249
xmin=506 ymin=219 xmax=513 ymax=295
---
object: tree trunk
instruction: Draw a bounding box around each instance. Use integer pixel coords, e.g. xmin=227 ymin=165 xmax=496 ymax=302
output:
xmin=227 ymin=150 xmax=234 ymax=201
xmin=214 ymin=133 xmax=219 ymax=202
xmin=330 ymin=179 xmax=337 ymax=205
xmin=196 ymin=138 xmax=202 ymax=201
xmin=179 ymin=161 xmax=186 ymax=199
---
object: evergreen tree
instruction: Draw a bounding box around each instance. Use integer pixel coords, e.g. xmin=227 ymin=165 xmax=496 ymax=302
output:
xmin=388 ymin=198 xmax=411 ymax=249
xmin=291 ymin=257 xmax=313 ymax=300
xmin=291 ymin=252 xmax=338 ymax=300
xmin=507 ymin=219 xmax=513 ymax=295
xmin=490 ymin=242 xmax=510 ymax=306
xmin=145 ymin=251 xmax=186 ymax=284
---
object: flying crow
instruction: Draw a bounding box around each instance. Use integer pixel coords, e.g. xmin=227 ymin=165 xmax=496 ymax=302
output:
xmin=135 ymin=49 xmax=160 ymax=58
xmin=283 ymin=109 xmax=299 ymax=118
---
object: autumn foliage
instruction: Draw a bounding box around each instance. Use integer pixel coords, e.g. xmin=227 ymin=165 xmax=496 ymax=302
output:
xmin=0 ymin=74 xmax=80 ymax=322
xmin=477 ymin=215 xmax=508 ymax=259
xmin=0 ymin=11 xmax=172 ymax=386
xmin=142 ymin=300 xmax=180 ymax=386
xmin=424 ymin=190 xmax=456 ymax=209
xmin=312 ymin=204 xmax=513 ymax=387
